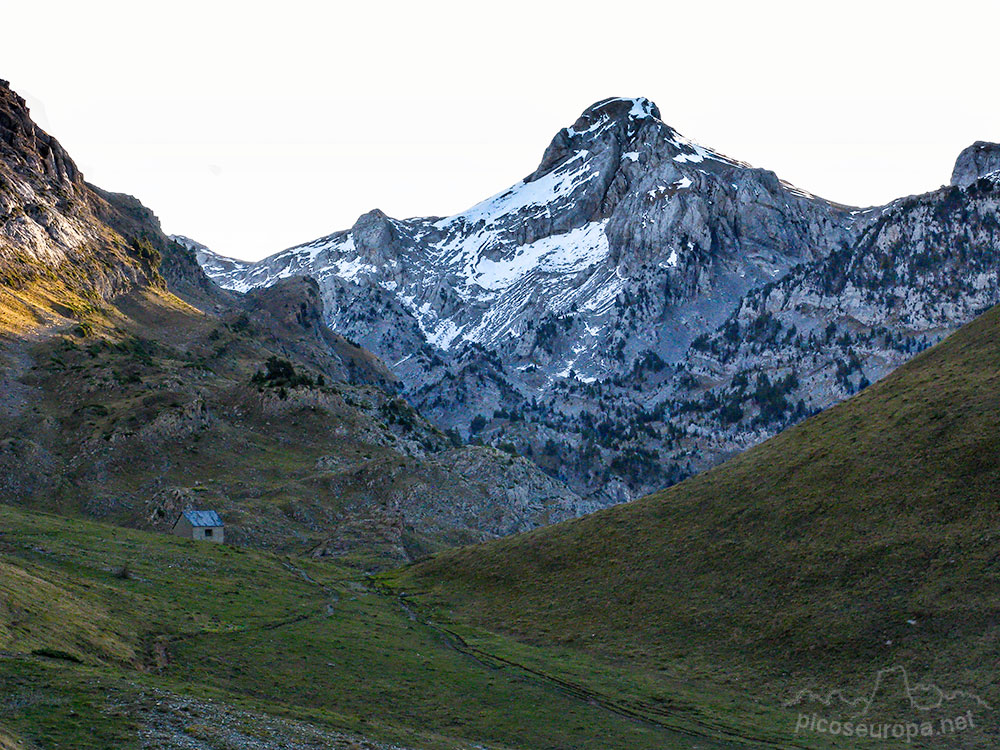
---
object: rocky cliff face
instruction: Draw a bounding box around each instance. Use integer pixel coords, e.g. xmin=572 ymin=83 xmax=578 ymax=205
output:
xmin=657 ymin=176 xmax=1000 ymax=467
xmin=197 ymin=100 xmax=1000 ymax=509
xmin=0 ymin=80 xmax=159 ymax=300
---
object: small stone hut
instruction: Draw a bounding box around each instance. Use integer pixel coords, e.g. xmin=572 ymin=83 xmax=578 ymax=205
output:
xmin=172 ymin=510 xmax=224 ymax=543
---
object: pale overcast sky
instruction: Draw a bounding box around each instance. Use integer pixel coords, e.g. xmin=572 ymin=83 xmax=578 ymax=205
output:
xmin=3 ymin=1 xmax=998 ymax=260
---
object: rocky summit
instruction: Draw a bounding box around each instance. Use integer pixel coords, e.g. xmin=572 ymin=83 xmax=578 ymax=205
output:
xmin=951 ymin=140 xmax=1000 ymax=187
xmin=195 ymin=98 xmax=1000 ymax=509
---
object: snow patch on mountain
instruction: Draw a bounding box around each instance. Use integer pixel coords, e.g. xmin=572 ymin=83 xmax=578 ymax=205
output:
xmin=434 ymin=150 xmax=598 ymax=233
xmin=472 ymin=220 xmax=609 ymax=291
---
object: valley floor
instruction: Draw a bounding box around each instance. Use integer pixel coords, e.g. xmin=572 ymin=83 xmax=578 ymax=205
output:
xmin=0 ymin=506 xmax=832 ymax=750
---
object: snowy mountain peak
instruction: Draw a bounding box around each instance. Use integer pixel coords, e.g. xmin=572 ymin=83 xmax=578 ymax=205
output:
xmin=529 ymin=96 xmax=665 ymax=181
xmin=197 ymin=97 xmax=856 ymax=392
xmin=577 ymin=96 xmax=662 ymax=125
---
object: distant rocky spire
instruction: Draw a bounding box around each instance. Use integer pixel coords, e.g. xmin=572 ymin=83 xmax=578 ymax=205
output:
xmin=951 ymin=141 xmax=1000 ymax=187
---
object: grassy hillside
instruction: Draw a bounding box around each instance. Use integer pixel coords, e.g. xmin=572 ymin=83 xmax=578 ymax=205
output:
xmin=0 ymin=284 xmax=579 ymax=565
xmin=391 ymin=302 xmax=1000 ymax=747
xmin=0 ymin=504 xmax=766 ymax=749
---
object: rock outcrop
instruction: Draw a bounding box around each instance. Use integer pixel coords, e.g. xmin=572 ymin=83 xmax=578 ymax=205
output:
xmin=951 ymin=141 xmax=1000 ymax=187
xmin=0 ymin=80 xmax=157 ymax=297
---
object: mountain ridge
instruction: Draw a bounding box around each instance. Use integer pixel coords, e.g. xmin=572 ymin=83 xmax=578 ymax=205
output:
xmin=195 ymin=96 xmax=1000 ymax=509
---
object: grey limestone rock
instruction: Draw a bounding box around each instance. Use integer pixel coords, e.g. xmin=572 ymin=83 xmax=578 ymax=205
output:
xmin=951 ymin=141 xmax=1000 ymax=187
